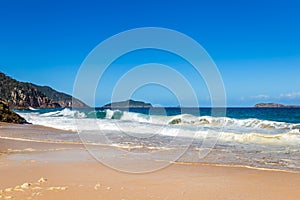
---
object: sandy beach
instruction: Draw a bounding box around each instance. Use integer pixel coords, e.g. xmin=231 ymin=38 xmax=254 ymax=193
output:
xmin=2 ymin=0 xmax=300 ymax=199
xmin=1 ymin=123 xmax=300 ymax=200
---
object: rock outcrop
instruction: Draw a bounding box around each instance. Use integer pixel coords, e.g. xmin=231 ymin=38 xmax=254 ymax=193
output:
xmin=254 ymin=103 xmax=285 ymax=108
xmin=0 ymin=72 xmax=88 ymax=109
xmin=254 ymin=103 xmax=300 ymax=108
xmin=0 ymin=99 xmax=27 ymax=124
xmin=102 ymin=99 xmax=153 ymax=109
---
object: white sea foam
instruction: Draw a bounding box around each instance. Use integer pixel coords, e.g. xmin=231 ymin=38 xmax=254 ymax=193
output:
xmin=28 ymin=106 xmax=38 ymax=111
xmin=12 ymin=108 xmax=300 ymax=172
xmin=219 ymin=131 xmax=300 ymax=145
xmin=168 ymin=114 xmax=300 ymax=130
xmin=40 ymin=108 xmax=86 ymax=118
xmin=16 ymin=109 xmax=300 ymax=146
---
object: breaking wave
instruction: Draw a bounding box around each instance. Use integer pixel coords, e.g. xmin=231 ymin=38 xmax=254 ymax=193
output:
xmin=16 ymin=108 xmax=300 ymax=145
xmin=13 ymin=108 xmax=300 ymax=171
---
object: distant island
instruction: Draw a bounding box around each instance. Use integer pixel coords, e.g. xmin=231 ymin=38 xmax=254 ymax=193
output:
xmin=102 ymin=99 xmax=153 ymax=109
xmin=254 ymin=103 xmax=300 ymax=108
xmin=0 ymin=72 xmax=88 ymax=110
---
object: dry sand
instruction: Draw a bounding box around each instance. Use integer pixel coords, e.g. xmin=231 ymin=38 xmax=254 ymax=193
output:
xmin=0 ymin=123 xmax=300 ymax=200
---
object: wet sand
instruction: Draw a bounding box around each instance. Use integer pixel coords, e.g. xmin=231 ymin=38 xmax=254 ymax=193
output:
xmin=1 ymin=123 xmax=300 ymax=200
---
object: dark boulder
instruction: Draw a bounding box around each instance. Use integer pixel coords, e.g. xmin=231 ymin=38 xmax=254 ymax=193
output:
xmin=0 ymin=99 xmax=27 ymax=124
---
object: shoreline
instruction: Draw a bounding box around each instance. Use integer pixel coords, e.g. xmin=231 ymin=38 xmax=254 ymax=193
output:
xmin=1 ymin=122 xmax=299 ymax=174
xmin=1 ymin=136 xmax=299 ymax=174
xmin=1 ymin=123 xmax=300 ymax=199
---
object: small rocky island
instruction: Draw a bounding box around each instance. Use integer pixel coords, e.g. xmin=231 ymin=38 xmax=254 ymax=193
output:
xmin=102 ymin=99 xmax=153 ymax=109
xmin=254 ymin=103 xmax=300 ymax=108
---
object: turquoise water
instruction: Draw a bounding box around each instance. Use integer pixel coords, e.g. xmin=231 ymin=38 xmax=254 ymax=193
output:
xmin=18 ymin=107 xmax=300 ymax=123
xmin=102 ymin=107 xmax=300 ymax=123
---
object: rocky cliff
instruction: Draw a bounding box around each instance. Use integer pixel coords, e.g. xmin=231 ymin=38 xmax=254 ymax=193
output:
xmin=0 ymin=99 xmax=27 ymax=123
xmin=0 ymin=72 xmax=88 ymax=109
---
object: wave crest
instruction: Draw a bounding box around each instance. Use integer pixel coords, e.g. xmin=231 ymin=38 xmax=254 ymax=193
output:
xmin=168 ymin=115 xmax=300 ymax=131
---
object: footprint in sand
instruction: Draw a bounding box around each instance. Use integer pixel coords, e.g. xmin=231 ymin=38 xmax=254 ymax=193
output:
xmin=94 ymin=183 xmax=101 ymax=190
xmin=20 ymin=183 xmax=31 ymax=189
xmin=106 ymin=186 xmax=112 ymax=190
xmin=38 ymin=178 xmax=47 ymax=183
xmin=46 ymin=187 xmax=67 ymax=191
xmin=4 ymin=188 xmax=13 ymax=192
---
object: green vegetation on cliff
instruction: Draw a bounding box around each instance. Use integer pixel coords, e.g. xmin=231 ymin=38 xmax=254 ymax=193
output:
xmin=0 ymin=72 xmax=88 ymax=109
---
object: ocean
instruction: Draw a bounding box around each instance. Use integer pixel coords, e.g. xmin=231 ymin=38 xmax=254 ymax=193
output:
xmin=14 ymin=107 xmax=300 ymax=172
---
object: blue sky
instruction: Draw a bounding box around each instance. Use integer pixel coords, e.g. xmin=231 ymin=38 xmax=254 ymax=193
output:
xmin=0 ymin=0 xmax=300 ymax=107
